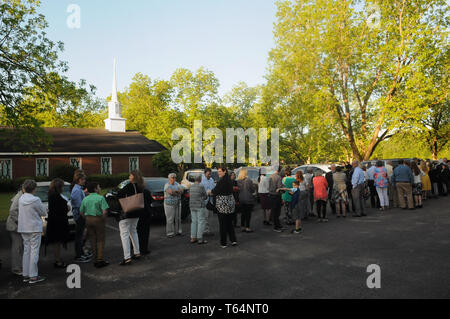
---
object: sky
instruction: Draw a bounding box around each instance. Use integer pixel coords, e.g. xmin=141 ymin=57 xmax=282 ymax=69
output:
xmin=38 ymin=0 xmax=278 ymax=100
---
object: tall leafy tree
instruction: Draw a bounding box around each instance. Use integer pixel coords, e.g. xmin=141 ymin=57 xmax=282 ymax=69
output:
xmin=119 ymin=73 xmax=184 ymax=149
xmin=170 ymin=67 xmax=220 ymax=124
xmin=0 ymin=0 xmax=67 ymax=151
xmin=268 ymin=0 xmax=449 ymax=161
xmin=31 ymin=73 xmax=106 ymax=129
xmin=391 ymin=45 xmax=449 ymax=160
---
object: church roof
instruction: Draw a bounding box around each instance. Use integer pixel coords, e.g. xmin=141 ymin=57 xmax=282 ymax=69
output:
xmin=0 ymin=127 xmax=167 ymax=155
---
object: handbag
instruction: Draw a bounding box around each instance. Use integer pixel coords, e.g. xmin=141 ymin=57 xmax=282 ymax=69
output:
xmin=215 ymin=195 xmax=235 ymax=214
xmin=206 ymin=196 xmax=215 ymax=211
xmin=119 ymin=184 xmax=145 ymax=214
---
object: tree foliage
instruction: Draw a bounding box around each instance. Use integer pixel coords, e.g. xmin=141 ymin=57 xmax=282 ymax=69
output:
xmin=0 ymin=0 xmax=67 ymax=150
xmin=0 ymin=0 xmax=105 ymax=152
xmin=267 ymin=0 xmax=449 ymax=161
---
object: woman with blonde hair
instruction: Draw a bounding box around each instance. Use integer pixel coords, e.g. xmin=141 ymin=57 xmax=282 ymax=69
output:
xmin=237 ymin=168 xmax=255 ymax=233
xmin=420 ymin=161 xmax=432 ymax=200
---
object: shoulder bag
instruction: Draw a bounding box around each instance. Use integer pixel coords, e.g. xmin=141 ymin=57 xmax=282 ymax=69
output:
xmin=119 ymin=184 xmax=145 ymax=214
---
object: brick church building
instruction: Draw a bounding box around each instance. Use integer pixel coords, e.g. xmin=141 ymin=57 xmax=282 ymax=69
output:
xmin=0 ymin=60 xmax=166 ymax=180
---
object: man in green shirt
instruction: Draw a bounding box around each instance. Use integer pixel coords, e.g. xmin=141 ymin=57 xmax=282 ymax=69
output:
xmin=80 ymin=182 xmax=109 ymax=268
xmin=282 ymin=168 xmax=296 ymax=225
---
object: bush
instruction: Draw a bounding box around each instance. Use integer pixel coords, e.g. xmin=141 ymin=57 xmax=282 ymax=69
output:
xmin=0 ymin=178 xmax=14 ymax=192
xmin=152 ymin=150 xmax=178 ymax=177
xmin=12 ymin=176 xmax=51 ymax=191
xmin=51 ymin=164 xmax=78 ymax=183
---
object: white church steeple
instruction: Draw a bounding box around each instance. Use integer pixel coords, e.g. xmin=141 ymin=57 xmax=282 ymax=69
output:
xmin=105 ymin=58 xmax=126 ymax=132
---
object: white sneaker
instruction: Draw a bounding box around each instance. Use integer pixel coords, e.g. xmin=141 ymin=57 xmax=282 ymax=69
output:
xmin=29 ymin=276 xmax=46 ymax=284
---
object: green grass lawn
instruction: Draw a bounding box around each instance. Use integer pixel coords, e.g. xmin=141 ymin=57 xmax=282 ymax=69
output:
xmin=0 ymin=190 xmax=110 ymax=222
xmin=0 ymin=192 xmax=14 ymax=222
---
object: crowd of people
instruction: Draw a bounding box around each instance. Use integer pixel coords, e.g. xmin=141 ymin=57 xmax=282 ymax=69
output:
xmin=3 ymin=158 xmax=449 ymax=284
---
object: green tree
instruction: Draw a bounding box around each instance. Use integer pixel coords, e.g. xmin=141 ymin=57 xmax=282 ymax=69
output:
xmin=152 ymin=150 xmax=179 ymax=177
xmin=0 ymin=0 xmax=67 ymax=151
xmin=170 ymin=67 xmax=220 ymax=123
xmin=31 ymin=73 xmax=106 ymax=129
xmin=268 ymin=0 xmax=449 ymax=161
xmin=390 ymin=45 xmax=449 ymax=160
xmin=119 ymin=73 xmax=186 ymax=149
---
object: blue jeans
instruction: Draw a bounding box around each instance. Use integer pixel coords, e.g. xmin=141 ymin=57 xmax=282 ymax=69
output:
xmin=190 ymin=208 xmax=206 ymax=240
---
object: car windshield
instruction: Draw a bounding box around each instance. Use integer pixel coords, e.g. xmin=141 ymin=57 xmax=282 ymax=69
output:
xmin=187 ymin=172 xmax=203 ymax=183
xmin=248 ymin=169 xmax=260 ymax=181
xmin=35 ymin=185 xmax=71 ymax=203
xmin=145 ymin=179 xmax=168 ymax=192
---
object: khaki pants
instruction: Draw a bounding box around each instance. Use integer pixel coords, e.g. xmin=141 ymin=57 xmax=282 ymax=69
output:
xmin=389 ymin=182 xmax=399 ymax=207
xmin=85 ymin=216 xmax=106 ymax=262
xmin=351 ymin=184 xmax=365 ymax=216
xmin=164 ymin=203 xmax=182 ymax=236
xmin=396 ymin=183 xmax=414 ymax=209
xmin=10 ymin=231 xmax=23 ymax=273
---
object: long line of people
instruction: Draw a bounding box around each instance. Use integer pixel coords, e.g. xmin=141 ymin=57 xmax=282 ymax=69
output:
xmin=4 ymin=158 xmax=450 ymax=284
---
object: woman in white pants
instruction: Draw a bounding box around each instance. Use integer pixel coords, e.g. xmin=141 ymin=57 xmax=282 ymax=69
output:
xmin=117 ymin=171 xmax=145 ymax=266
xmin=17 ymin=180 xmax=47 ymax=284
xmin=373 ymin=161 xmax=390 ymax=211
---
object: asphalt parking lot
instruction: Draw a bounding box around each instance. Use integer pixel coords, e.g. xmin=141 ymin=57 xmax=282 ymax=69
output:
xmin=0 ymin=196 xmax=449 ymax=299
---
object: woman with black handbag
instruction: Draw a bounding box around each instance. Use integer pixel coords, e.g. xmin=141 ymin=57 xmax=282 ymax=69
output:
xmin=211 ymin=167 xmax=237 ymax=248
xmin=117 ymin=170 xmax=145 ymax=265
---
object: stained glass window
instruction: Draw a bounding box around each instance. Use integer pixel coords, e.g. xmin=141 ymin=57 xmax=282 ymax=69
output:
xmin=0 ymin=159 xmax=12 ymax=179
xmin=129 ymin=157 xmax=139 ymax=172
xmin=101 ymin=157 xmax=112 ymax=175
xmin=70 ymin=158 xmax=82 ymax=169
xmin=36 ymin=158 xmax=49 ymax=177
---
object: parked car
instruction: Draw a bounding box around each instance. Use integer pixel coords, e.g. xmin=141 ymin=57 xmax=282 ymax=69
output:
xmin=234 ymin=166 xmax=265 ymax=199
xmin=292 ymin=164 xmax=331 ymax=177
xmin=105 ymin=177 xmax=191 ymax=221
xmin=181 ymin=169 xmax=219 ymax=189
xmin=260 ymin=166 xmax=276 ymax=178
xmin=34 ymin=181 xmax=75 ymax=237
xmin=235 ymin=166 xmax=262 ymax=183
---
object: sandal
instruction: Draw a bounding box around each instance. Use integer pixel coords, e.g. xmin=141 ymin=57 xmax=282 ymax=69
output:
xmin=190 ymin=239 xmax=198 ymax=244
xmin=119 ymin=259 xmax=132 ymax=266
xmin=131 ymin=254 xmax=141 ymax=260
xmin=198 ymin=240 xmax=208 ymax=245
